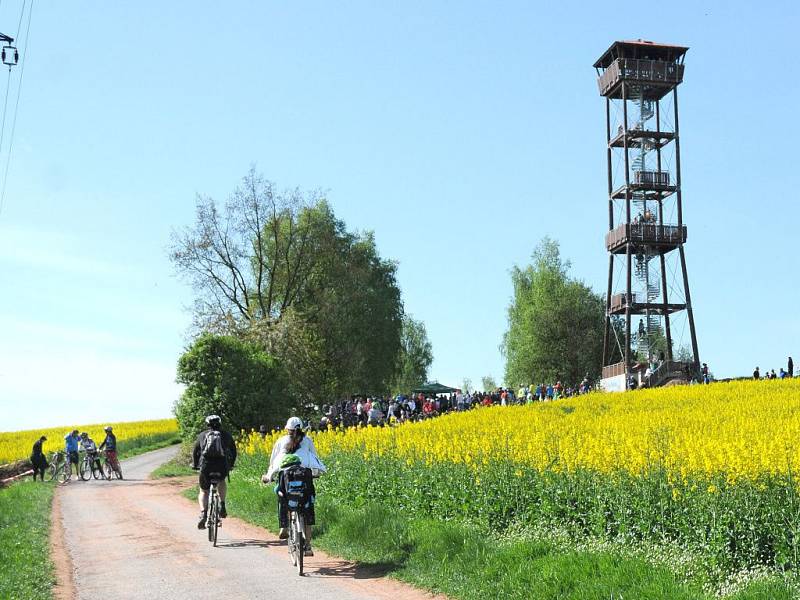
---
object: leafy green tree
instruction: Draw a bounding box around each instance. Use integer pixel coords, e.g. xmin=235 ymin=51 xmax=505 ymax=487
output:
xmin=502 ymin=238 xmax=604 ymax=387
xmin=391 ymin=315 xmax=434 ymax=394
xmin=481 ymin=375 xmax=497 ymax=392
xmin=174 ymin=333 xmax=288 ymax=440
xmin=171 ymin=170 xmax=404 ymax=409
xmin=461 ymin=377 xmax=472 ymax=394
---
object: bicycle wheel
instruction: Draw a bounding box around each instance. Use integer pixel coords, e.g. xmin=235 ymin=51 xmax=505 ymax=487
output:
xmin=294 ymin=513 xmax=305 ymax=576
xmin=47 ymin=458 xmax=59 ymax=482
xmin=288 ymin=513 xmax=298 ymax=566
xmin=79 ymin=457 xmax=91 ymax=481
xmin=207 ymin=491 xmax=218 ymax=544
xmin=92 ymin=460 xmax=103 ymax=480
xmin=103 ymin=460 xmax=114 ymax=480
xmin=60 ymin=462 xmax=71 ymax=483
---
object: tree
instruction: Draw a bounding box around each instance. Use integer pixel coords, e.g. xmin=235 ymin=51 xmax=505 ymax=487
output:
xmin=174 ymin=333 xmax=288 ymax=440
xmin=169 ymin=168 xmax=326 ymax=331
xmin=391 ymin=315 xmax=433 ymax=394
xmin=481 ymin=375 xmax=497 ymax=392
xmin=462 ymin=377 xmax=472 ymax=394
xmin=171 ymin=170 xmax=405 ymax=409
xmin=502 ymin=238 xmax=605 ymax=387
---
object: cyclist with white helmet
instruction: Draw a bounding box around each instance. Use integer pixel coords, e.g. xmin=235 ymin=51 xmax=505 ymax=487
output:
xmin=263 ymin=416 xmax=326 ymax=555
xmin=192 ymin=415 xmax=237 ymax=529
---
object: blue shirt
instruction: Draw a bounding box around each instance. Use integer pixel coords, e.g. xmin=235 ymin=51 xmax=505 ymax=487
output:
xmin=65 ymin=434 xmax=79 ymax=453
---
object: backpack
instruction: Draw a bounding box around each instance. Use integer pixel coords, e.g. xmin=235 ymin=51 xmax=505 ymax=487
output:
xmin=282 ymin=465 xmax=310 ymax=509
xmin=201 ymin=430 xmax=226 ymax=460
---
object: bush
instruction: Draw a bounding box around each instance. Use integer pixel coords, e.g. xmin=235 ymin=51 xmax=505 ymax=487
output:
xmin=175 ymin=334 xmax=289 ymax=440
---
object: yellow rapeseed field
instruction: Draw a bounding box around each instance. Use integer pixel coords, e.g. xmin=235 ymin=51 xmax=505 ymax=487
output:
xmin=244 ymin=379 xmax=800 ymax=483
xmin=0 ymin=418 xmax=178 ymax=465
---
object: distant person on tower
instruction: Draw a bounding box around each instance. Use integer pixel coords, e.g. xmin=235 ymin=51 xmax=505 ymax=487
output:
xmin=192 ymin=415 xmax=237 ymax=529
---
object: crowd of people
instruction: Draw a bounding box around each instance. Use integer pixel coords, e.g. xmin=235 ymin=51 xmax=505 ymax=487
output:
xmin=311 ymin=380 xmax=594 ymax=430
xmin=28 ymin=426 xmax=121 ymax=481
xmin=753 ymin=356 xmax=794 ymax=381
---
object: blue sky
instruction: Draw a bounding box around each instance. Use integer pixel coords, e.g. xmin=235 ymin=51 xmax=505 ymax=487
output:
xmin=1 ymin=1 xmax=798 ymax=430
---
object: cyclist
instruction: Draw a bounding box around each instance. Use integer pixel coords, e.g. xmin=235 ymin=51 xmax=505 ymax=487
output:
xmin=192 ymin=415 xmax=237 ymax=529
xmin=98 ymin=426 xmax=120 ymax=472
xmin=273 ymin=453 xmax=316 ymax=554
xmin=30 ymin=435 xmax=48 ymax=482
xmin=64 ymin=429 xmax=81 ymax=478
xmin=262 ymin=416 xmax=326 ymax=555
xmin=80 ymin=432 xmax=102 ymax=475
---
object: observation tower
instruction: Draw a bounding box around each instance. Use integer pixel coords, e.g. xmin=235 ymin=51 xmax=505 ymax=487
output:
xmin=594 ymin=40 xmax=700 ymax=390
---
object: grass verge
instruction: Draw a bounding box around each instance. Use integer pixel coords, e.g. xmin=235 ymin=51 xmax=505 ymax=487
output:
xmin=118 ymin=436 xmax=181 ymax=460
xmin=149 ymin=442 xmax=194 ymax=478
xmin=0 ymin=480 xmax=55 ymax=600
xmin=218 ymin=463 xmax=798 ymax=600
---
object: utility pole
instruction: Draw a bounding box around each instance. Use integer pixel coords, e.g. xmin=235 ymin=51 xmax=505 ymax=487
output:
xmin=0 ymin=32 xmax=18 ymax=69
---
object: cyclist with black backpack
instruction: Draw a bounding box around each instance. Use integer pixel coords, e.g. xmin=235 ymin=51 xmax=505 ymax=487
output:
xmin=192 ymin=415 xmax=237 ymax=529
xmin=262 ymin=417 xmax=326 ymax=555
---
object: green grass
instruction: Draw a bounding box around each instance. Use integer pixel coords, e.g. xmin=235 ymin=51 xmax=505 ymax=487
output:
xmin=118 ymin=436 xmax=181 ymax=460
xmin=217 ymin=453 xmax=800 ymax=599
xmin=0 ymin=480 xmax=56 ymax=600
xmin=150 ymin=443 xmax=194 ymax=478
xmin=225 ymin=471 xmax=701 ymax=599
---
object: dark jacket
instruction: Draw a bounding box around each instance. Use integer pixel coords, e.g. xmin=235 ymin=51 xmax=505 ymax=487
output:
xmin=192 ymin=428 xmax=237 ymax=474
xmin=99 ymin=432 xmax=117 ymax=451
xmin=31 ymin=439 xmax=47 ymax=466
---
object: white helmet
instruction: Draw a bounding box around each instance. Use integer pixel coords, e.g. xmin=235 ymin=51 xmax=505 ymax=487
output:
xmin=205 ymin=414 xmax=221 ymax=425
xmin=285 ymin=416 xmax=303 ymax=431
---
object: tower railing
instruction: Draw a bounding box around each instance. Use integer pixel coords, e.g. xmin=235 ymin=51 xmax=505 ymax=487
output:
xmin=598 ymin=58 xmax=685 ymax=96
xmin=606 ymin=223 xmax=687 ymax=252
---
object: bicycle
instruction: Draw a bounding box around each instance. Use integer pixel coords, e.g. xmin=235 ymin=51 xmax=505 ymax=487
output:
xmin=205 ymin=471 xmax=223 ymax=546
xmin=102 ymin=450 xmax=123 ymax=480
xmin=47 ymin=451 xmax=70 ymax=483
xmin=80 ymin=451 xmax=104 ymax=481
xmin=287 ymin=503 xmax=306 ymax=575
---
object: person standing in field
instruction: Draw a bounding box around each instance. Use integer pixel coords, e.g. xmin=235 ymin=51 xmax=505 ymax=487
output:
xmin=789 ymin=357 xmax=794 ymax=378
xmin=30 ymin=435 xmax=48 ymax=481
xmin=753 ymin=367 xmax=760 ymax=380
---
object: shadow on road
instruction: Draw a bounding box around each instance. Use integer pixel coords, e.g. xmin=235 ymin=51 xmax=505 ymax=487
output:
xmin=215 ymin=538 xmax=284 ymax=549
xmin=308 ymin=560 xmax=399 ymax=580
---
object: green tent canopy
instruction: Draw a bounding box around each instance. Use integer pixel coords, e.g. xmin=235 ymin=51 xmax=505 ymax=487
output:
xmin=411 ymin=382 xmax=459 ymax=395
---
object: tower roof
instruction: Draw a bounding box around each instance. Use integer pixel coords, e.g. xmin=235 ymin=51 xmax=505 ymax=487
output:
xmin=594 ymin=39 xmax=689 ymax=69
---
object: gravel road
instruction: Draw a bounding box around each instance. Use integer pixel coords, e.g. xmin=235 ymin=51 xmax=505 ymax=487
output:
xmin=54 ymin=445 xmax=442 ymax=600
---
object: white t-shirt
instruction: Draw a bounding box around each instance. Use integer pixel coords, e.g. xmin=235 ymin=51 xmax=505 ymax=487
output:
xmin=266 ymin=434 xmax=327 ymax=481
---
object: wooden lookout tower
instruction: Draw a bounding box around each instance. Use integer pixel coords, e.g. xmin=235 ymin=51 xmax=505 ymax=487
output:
xmin=594 ymin=40 xmax=700 ymax=390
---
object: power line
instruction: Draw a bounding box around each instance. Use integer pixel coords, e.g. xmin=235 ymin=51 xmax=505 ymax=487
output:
xmin=0 ymin=0 xmax=33 ymax=218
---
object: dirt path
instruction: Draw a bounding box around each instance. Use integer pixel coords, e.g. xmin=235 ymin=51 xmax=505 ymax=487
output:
xmin=52 ymin=446 xmax=445 ymax=600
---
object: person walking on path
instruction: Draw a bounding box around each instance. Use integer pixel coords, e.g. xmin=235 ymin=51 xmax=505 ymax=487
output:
xmin=30 ymin=435 xmax=48 ymax=481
